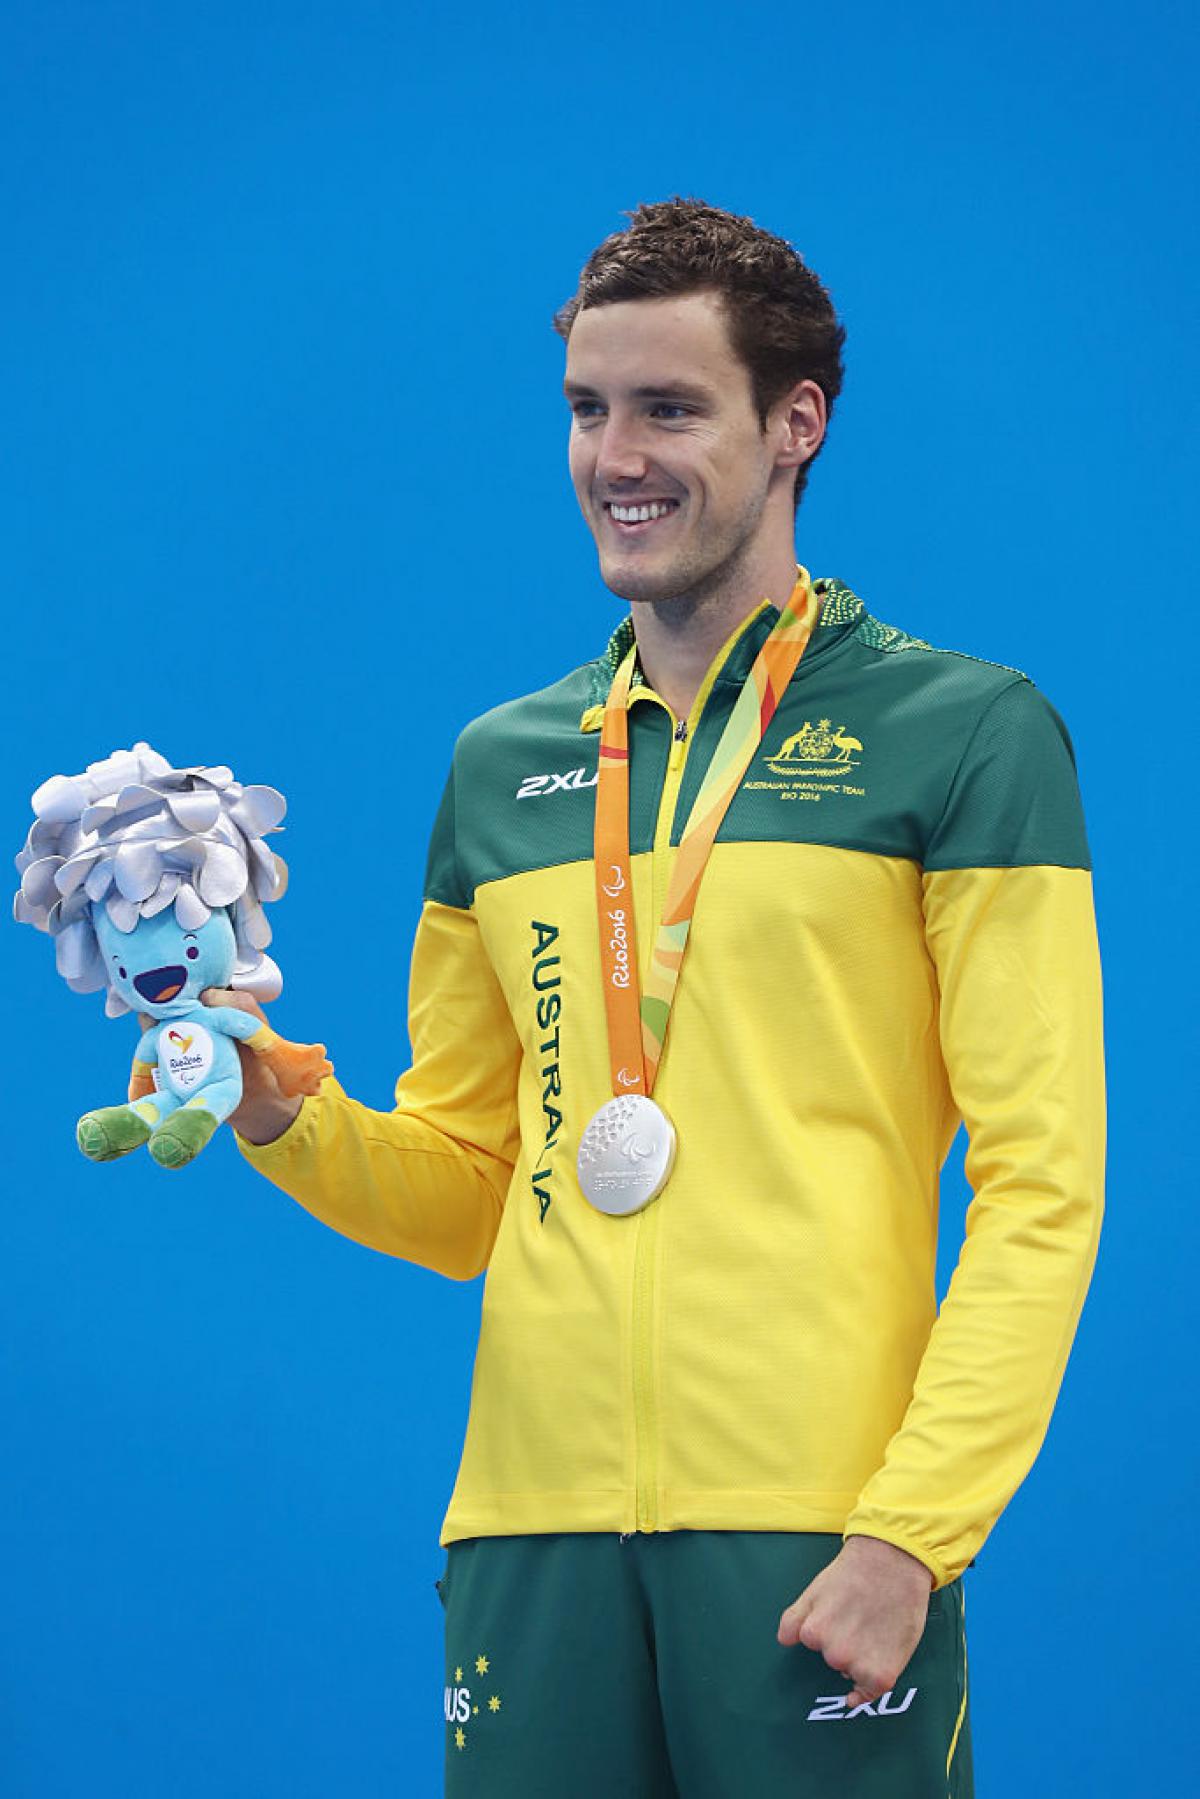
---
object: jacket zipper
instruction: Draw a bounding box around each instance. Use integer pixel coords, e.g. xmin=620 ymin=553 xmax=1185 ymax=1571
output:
xmin=630 ymin=706 xmax=694 ymax=1531
xmin=624 ymin=605 xmax=778 ymax=1532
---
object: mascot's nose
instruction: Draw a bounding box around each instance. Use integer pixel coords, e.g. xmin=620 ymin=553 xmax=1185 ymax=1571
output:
xmin=133 ymin=964 xmax=188 ymax=1004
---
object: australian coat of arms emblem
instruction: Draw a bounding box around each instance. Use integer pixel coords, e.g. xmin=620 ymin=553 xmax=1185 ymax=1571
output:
xmin=765 ymin=718 xmax=864 ymax=775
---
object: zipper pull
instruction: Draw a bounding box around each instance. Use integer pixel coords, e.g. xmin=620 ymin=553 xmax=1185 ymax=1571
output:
xmin=673 ymin=720 xmax=689 ymax=743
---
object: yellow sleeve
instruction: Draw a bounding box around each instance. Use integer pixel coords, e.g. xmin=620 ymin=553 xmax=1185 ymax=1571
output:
xmin=843 ymin=864 xmax=1106 ymax=1585
xmin=235 ymin=900 xmax=521 ymax=1281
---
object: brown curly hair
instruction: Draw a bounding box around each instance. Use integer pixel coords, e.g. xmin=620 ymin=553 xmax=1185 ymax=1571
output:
xmin=553 ymin=197 xmax=846 ymax=510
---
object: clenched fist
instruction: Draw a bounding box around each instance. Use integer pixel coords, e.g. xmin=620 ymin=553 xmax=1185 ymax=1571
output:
xmin=777 ymin=1534 xmax=934 ymax=1712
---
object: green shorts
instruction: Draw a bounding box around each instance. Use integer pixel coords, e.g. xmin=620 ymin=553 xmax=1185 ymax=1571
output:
xmin=438 ymin=1530 xmax=972 ymax=1797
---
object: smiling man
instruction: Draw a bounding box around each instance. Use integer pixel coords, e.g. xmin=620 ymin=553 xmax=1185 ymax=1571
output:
xmin=563 ymin=287 xmax=826 ymax=719
xmin=226 ymin=199 xmax=1105 ymax=1796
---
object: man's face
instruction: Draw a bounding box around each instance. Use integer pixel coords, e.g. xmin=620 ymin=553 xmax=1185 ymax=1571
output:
xmin=564 ymin=291 xmax=787 ymax=604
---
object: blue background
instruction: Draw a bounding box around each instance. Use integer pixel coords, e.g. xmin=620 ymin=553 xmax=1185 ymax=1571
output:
xmin=2 ymin=1 xmax=1196 ymax=1791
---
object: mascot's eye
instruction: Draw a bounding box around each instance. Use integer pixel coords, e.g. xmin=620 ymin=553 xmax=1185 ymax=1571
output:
xmin=118 ymin=966 xmax=127 ymax=979
xmin=186 ymin=946 xmax=199 ymax=960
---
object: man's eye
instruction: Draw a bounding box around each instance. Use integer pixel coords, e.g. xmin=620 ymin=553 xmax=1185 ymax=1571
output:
xmin=571 ymin=402 xmax=603 ymax=421
xmin=652 ymin=404 xmax=690 ymax=420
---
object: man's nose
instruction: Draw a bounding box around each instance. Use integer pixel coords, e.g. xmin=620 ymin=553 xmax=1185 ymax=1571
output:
xmin=594 ymin=415 xmax=650 ymax=484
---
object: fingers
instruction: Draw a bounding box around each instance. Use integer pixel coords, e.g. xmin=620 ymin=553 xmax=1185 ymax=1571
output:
xmin=778 ymin=1587 xmax=895 ymax=1702
xmin=776 ymin=1591 xmax=814 ymax=1647
xmin=780 ymin=1617 xmax=885 ymax=1703
xmin=146 ymin=990 xmax=269 ymax=1024
xmin=201 ymin=987 xmax=268 ymax=1022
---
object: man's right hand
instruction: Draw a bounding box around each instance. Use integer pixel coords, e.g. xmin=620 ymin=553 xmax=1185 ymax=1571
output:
xmin=200 ymin=989 xmax=304 ymax=1145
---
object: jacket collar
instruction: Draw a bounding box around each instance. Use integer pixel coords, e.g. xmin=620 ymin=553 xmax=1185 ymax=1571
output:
xmin=580 ymin=576 xmax=866 ymax=729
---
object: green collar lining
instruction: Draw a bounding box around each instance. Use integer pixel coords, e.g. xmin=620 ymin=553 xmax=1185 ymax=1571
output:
xmin=583 ymin=577 xmax=866 ymax=718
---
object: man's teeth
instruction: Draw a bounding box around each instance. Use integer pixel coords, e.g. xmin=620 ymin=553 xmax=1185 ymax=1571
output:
xmin=610 ymin=502 xmax=675 ymax=523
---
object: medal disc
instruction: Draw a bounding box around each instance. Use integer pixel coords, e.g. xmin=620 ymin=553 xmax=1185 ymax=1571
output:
xmin=576 ymin=1094 xmax=676 ymax=1216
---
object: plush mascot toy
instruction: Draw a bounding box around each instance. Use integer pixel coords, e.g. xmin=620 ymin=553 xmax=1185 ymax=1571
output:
xmin=14 ymin=743 xmax=331 ymax=1170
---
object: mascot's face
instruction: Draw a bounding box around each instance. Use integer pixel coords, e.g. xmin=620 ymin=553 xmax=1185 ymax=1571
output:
xmin=92 ymin=905 xmax=238 ymax=1020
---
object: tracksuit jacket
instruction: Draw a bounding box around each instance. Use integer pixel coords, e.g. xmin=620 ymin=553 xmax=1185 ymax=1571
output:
xmin=239 ymin=578 xmax=1105 ymax=1589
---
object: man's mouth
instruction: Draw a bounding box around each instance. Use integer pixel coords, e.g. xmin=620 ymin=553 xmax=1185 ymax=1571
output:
xmin=603 ymin=499 xmax=680 ymax=534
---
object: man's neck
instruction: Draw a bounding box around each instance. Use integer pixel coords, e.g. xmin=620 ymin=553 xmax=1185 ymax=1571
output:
xmin=629 ymin=551 xmax=802 ymax=720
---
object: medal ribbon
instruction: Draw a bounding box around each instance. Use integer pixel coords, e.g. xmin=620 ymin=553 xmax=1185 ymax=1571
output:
xmin=594 ymin=566 xmax=822 ymax=1098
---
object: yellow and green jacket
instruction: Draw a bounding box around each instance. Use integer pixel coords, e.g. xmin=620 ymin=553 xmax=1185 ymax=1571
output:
xmin=239 ymin=580 xmax=1105 ymax=1589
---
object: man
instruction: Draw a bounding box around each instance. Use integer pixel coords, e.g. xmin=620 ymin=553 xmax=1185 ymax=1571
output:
xmin=222 ymin=199 xmax=1104 ymax=1796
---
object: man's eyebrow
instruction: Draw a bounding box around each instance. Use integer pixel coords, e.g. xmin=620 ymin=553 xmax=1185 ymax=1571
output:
xmin=563 ymin=378 xmax=715 ymax=403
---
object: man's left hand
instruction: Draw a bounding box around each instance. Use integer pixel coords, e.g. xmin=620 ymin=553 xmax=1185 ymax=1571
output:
xmin=776 ymin=1535 xmax=933 ymax=1710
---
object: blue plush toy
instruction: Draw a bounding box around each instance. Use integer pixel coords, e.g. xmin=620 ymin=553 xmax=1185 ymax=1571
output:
xmin=14 ymin=744 xmax=331 ymax=1169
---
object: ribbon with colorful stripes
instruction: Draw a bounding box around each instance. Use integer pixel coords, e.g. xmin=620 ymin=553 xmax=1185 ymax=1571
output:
xmin=593 ymin=566 xmax=822 ymax=1098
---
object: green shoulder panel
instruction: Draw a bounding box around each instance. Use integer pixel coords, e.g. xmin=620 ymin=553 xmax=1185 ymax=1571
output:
xmin=923 ymin=676 xmax=1091 ymax=871
xmin=424 ymin=767 xmax=467 ymax=910
xmin=423 ymin=663 xmax=602 ymax=906
xmin=716 ymin=612 xmax=1089 ymax=870
xmin=710 ymin=612 xmax=1039 ymax=864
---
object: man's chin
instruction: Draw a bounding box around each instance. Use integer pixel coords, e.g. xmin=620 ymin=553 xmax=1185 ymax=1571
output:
xmin=597 ymin=551 xmax=690 ymax=606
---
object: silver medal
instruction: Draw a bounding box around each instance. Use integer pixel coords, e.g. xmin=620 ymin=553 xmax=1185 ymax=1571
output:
xmin=576 ymin=1094 xmax=677 ymax=1216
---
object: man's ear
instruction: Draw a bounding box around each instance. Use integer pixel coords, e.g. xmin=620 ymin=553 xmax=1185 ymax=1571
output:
xmin=771 ymin=378 xmax=826 ymax=473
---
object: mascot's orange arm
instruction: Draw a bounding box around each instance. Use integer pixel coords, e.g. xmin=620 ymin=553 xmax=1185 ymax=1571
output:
xmin=243 ymin=1023 xmax=334 ymax=1099
xmin=128 ymin=1058 xmax=156 ymax=1102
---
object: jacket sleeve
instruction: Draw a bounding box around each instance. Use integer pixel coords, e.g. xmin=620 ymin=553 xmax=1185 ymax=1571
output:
xmin=843 ymin=679 xmax=1106 ymax=1585
xmin=235 ymin=766 xmax=523 ymax=1282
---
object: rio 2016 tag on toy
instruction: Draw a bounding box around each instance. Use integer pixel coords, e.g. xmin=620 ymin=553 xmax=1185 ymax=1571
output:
xmin=13 ymin=743 xmax=332 ymax=1170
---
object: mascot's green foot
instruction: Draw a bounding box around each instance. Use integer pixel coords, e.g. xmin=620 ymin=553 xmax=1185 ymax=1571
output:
xmin=77 ymin=1106 xmax=153 ymax=1162
xmin=148 ymin=1107 xmax=219 ymax=1170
